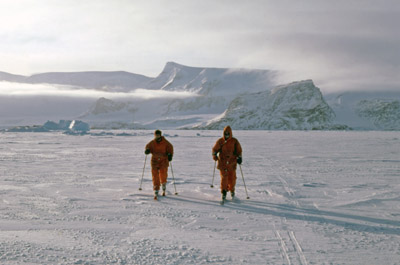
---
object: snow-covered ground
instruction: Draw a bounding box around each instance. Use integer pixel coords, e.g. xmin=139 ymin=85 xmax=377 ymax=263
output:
xmin=0 ymin=130 xmax=399 ymax=264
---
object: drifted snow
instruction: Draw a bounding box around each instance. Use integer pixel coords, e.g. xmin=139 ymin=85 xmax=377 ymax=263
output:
xmin=0 ymin=130 xmax=399 ymax=264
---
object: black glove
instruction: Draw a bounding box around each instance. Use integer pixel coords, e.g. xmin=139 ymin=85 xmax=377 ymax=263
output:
xmin=144 ymin=149 xmax=150 ymax=155
xmin=237 ymin=156 xmax=242 ymax=165
xmin=212 ymin=152 xmax=218 ymax=161
xmin=167 ymin=153 xmax=173 ymax=161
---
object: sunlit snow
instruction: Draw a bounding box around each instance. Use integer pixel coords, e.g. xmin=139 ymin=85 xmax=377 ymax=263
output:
xmin=0 ymin=130 xmax=399 ymax=264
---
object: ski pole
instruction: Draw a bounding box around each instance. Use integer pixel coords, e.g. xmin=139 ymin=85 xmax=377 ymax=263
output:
xmin=239 ymin=164 xmax=250 ymax=199
xmin=170 ymin=162 xmax=178 ymax=195
xmin=138 ymin=155 xmax=147 ymax=191
xmin=210 ymin=160 xmax=216 ymax=188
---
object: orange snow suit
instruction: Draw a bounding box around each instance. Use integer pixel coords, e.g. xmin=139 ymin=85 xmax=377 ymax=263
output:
xmin=145 ymin=136 xmax=174 ymax=191
xmin=212 ymin=126 xmax=242 ymax=193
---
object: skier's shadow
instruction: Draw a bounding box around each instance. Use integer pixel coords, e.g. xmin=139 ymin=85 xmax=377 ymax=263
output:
xmin=155 ymin=192 xmax=400 ymax=236
xmin=165 ymin=194 xmax=228 ymax=207
xmin=224 ymin=199 xmax=400 ymax=236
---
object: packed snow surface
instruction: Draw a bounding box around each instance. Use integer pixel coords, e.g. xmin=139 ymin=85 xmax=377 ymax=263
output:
xmin=0 ymin=130 xmax=399 ymax=264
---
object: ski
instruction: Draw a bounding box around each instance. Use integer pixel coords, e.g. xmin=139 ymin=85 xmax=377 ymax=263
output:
xmin=219 ymin=197 xmax=240 ymax=205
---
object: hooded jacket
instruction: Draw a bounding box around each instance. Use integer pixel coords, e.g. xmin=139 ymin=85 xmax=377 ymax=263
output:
xmin=145 ymin=136 xmax=174 ymax=169
xmin=212 ymin=126 xmax=242 ymax=171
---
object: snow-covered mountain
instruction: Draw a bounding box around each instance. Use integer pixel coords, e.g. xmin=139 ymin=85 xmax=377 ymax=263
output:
xmin=196 ymin=80 xmax=339 ymax=130
xmin=325 ymin=91 xmax=400 ymax=130
xmin=355 ymin=99 xmax=400 ymax=130
xmin=79 ymin=80 xmax=343 ymax=130
xmin=74 ymin=62 xmax=280 ymax=129
xmin=0 ymin=71 xmax=152 ymax=92
xmin=142 ymin=62 xmax=278 ymax=122
xmin=79 ymin=96 xmax=213 ymax=129
xmin=88 ymin=97 xmax=132 ymax=115
xmin=78 ymin=97 xmax=138 ymax=129
xmin=0 ymin=62 xmax=276 ymax=95
xmin=1 ymin=62 xmax=399 ymax=130
xmin=0 ymin=71 xmax=26 ymax=82
xmin=147 ymin=62 xmax=277 ymax=95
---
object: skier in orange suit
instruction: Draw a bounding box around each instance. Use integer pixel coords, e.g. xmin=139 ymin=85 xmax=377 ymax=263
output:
xmin=145 ymin=130 xmax=174 ymax=199
xmin=212 ymin=126 xmax=242 ymax=201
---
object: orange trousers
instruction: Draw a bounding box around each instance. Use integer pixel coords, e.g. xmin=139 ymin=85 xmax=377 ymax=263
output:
xmin=220 ymin=169 xmax=237 ymax=193
xmin=152 ymin=167 xmax=168 ymax=191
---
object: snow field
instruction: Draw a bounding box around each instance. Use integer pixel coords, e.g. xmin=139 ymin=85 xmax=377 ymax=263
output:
xmin=0 ymin=130 xmax=399 ymax=264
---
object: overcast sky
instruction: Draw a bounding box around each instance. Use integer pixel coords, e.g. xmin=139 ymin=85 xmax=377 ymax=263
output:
xmin=0 ymin=0 xmax=399 ymax=93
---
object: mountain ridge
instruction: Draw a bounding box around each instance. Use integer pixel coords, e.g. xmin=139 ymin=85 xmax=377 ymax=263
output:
xmin=1 ymin=62 xmax=399 ymax=130
xmin=196 ymin=80 xmax=339 ymax=130
xmin=0 ymin=70 xmax=153 ymax=91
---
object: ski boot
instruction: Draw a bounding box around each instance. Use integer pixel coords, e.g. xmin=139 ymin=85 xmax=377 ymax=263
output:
xmin=162 ymin=183 xmax=166 ymax=196
xmin=231 ymin=191 xmax=235 ymax=199
xmin=154 ymin=190 xmax=159 ymax=200
xmin=220 ymin=190 xmax=227 ymax=205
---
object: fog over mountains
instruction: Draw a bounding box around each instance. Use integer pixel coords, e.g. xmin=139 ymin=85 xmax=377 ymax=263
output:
xmin=0 ymin=62 xmax=399 ymax=130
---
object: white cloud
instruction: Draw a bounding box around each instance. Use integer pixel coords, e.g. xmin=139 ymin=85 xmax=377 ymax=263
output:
xmin=0 ymin=82 xmax=196 ymax=99
xmin=0 ymin=0 xmax=399 ymax=92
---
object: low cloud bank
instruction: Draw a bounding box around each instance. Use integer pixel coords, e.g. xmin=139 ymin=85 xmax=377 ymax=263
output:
xmin=0 ymin=82 xmax=196 ymax=99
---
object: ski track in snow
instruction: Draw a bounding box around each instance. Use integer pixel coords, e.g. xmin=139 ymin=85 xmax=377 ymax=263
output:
xmin=0 ymin=130 xmax=399 ymax=264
